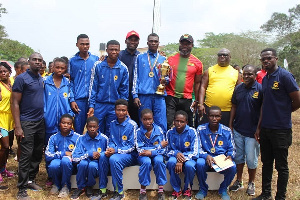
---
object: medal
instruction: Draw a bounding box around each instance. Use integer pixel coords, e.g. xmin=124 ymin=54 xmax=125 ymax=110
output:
xmin=211 ymin=147 xmax=215 ymax=153
xmin=147 ymin=52 xmax=159 ymax=78
xmin=209 ymin=134 xmax=218 ymax=154
xmin=149 ymin=72 xmax=154 ymax=77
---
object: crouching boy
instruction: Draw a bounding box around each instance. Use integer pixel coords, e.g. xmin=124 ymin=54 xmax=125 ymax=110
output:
xmin=71 ymin=116 xmax=109 ymax=200
xmin=45 ymin=114 xmax=80 ymax=198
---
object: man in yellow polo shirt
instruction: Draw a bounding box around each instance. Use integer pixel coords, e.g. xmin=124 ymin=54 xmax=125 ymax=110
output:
xmin=198 ymin=48 xmax=241 ymax=126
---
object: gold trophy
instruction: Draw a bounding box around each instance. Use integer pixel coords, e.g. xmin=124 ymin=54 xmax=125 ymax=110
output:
xmin=156 ymin=59 xmax=170 ymax=95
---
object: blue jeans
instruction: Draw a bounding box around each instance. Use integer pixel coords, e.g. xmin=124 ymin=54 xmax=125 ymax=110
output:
xmin=233 ymin=129 xmax=260 ymax=169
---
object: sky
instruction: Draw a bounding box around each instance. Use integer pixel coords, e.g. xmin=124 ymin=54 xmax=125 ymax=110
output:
xmin=1 ymin=0 xmax=299 ymax=63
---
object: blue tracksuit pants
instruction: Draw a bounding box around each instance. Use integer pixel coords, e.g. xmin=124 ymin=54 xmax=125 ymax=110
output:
xmin=138 ymin=94 xmax=167 ymax=133
xmin=137 ymin=155 xmax=167 ymax=186
xmin=76 ymin=153 xmax=109 ymax=189
xmin=166 ymin=156 xmax=196 ymax=192
xmin=94 ymin=103 xmax=115 ymax=138
xmin=48 ymin=157 xmax=73 ymax=189
xmin=74 ymin=98 xmax=89 ymax=135
xmin=196 ymin=158 xmax=236 ymax=195
xmin=109 ymin=153 xmax=137 ymax=193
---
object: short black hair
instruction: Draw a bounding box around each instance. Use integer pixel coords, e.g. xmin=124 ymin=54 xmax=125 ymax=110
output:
xmin=208 ymin=106 xmax=222 ymax=115
xmin=115 ymin=99 xmax=128 ymax=108
xmin=14 ymin=61 xmax=23 ymax=69
xmin=243 ymin=64 xmax=258 ymax=74
xmin=261 ymin=48 xmax=277 ymax=57
xmin=21 ymin=62 xmax=29 ymax=70
xmin=29 ymin=52 xmax=42 ymax=60
xmin=107 ymin=40 xmax=120 ymax=48
xmin=141 ymin=108 xmax=153 ymax=118
xmin=60 ymin=113 xmax=74 ymax=123
xmin=17 ymin=57 xmax=27 ymax=62
xmin=147 ymin=33 xmax=159 ymax=41
xmin=42 ymin=60 xmax=46 ymax=66
xmin=86 ymin=116 xmax=99 ymax=125
xmin=174 ymin=110 xmax=188 ymax=121
xmin=77 ymin=34 xmax=89 ymax=42
xmin=61 ymin=56 xmax=69 ymax=63
xmin=53 ymin=57 xmax=67 ymax=65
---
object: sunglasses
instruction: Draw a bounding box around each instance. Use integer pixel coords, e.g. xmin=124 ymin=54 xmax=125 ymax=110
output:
xmin=217 ymin=53 xmax=229 ymax=57
xmin=260 ymin=56 xmax=276 ymax=62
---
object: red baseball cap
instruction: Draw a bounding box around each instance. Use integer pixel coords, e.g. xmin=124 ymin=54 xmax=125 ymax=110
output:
xmin=126 ymin=30 xmax=140 ymax=39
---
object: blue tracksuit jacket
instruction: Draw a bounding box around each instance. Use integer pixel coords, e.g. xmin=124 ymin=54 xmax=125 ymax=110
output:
xmin=44 ymin=74 xmax=74 ymax=135
xmin=69 ymin=52 xmax=99 ymax=101
xmin=89 ymin=58 xmax=129 ymax=108
xmin=136 ymin=123 xmax=166 ymax=156
xmin=132 ymin=50 xmax=166 ymax=98
xmin=196 ymin=123 xmax=235 ymax=159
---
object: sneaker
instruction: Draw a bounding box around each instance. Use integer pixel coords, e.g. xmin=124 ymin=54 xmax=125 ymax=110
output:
xmin=220 ymin=191 xmax=231 ymax=200
xmin=252 ymin=193 xmax=272 ymax=200
xmin=247 ymin=182 xmax=255 ymax=196
xmin=229 ymin=180 xmax=244 ymax=192
xmin=183 ymin=189 xmax=192 ymax=200
xmin=1 ymin=169 xmax=15 ymax=177
xmin=86 ymin=186 xmax=94 ymax=197
xmin=171 ymin=190 xmax=182 ymax=200
xmin=91 ymin=190 xmax=107 ymax=200
xmin=139 ymin=192 xmax=147 ymax=200
xmin=58 ymin=185 xmax=69 ymax=198
xmin=70 ymin=188 xmax=84 ymax=200
xmin=158 ymin=192 xmax=165 ymax=200
xmin=195 ymin=190 xmax=206 ymax=200
xmin=45 ymin=178 xmax=53 ymax=187
xmin=27 ymin=181 xmax=42 ymax=191
xmin=0 ymin=185 xmax=9 ymax=191
xmin=110 ymin=191 xmax=124 ymax=200
xmin=17 ymin=190 xmax=30 ymax=200
xmin=49 ymin=185 xmax=59 ymax=195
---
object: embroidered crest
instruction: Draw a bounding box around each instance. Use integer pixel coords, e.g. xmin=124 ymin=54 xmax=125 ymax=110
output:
xmin=153 ymin=141 xmax=158 ymax=145
xmin=69 ymin=144 xmax=74 ymax=150
xmin=63 ymin=92 xmax=68 ymax=98
xmin=184 ymin=141 xmax=190 ymax=147
xmin=114 ymin=75 xmax=118 ymax=81
xmin=272 ymin=81 xmax=279 ymax=90
xmin=252 ymin=91 xmax=259 ymax=99
xmin=122 ymin=135 xmax=127 ymax=141
xmin=97 ymin=147 xmax=102 ymax=153
xmin=218 ymin=141 xmax=223 ymax=146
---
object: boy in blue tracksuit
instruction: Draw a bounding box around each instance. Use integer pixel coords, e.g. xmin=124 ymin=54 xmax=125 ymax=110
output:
xmin=132 ymin=33 xmax=167 ymax=133
xmin=88 ymin=40 xmax=129 ymax=137
xmin=105 ymin=99 xmax=137 ymax=200
xmin=45 ymin=114 xmax=80 ymax=198
xmin=166 ymin=110 xmax=199 ymax=200
xmin=71 ymin=116 xmax=109 ymax=200
xmin=136 ymin=109 xmax=167 ymax=200
xmin=44 ymin=57 xmax=74 ymax=146
xmin=195 ymin=106 xmax=236 ymax=200
xmin=69 ymin=34 xmax=99 ymax=134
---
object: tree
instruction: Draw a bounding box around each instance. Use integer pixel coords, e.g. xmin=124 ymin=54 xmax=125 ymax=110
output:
xmin=0 ymin=3 xmax=7 ymax=40
xmin=261 ymin=4 xmax=300 ymax=82
xmin=0 ymin=39 xmax=34 ymax=62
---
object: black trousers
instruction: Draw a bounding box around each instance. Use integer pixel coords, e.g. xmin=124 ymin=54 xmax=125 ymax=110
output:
xmin=260 ymin=128 xmax=292 ymax=200
xmin=17 ymin=119 xmax=45 ymax=190
xmin=166 ymin=95 xmax=194 ymax=129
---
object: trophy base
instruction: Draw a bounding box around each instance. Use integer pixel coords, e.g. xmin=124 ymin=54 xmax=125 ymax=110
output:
xmin=155 ymin=91 xmax=165 ymax=95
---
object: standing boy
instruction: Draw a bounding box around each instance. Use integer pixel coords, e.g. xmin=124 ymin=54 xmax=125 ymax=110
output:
xmin=166 ymin=110 xmax=199 ymax=200
xmin=105 ymin=99 xmax=137 ymax=200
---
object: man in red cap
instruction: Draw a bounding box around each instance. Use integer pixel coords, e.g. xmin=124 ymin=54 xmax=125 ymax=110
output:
xmin=119 ymin=30 xmax=140 ymax=125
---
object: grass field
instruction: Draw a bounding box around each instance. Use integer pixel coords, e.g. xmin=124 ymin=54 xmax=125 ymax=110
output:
xmin=1 ymin=110 xmax=300 ymax=200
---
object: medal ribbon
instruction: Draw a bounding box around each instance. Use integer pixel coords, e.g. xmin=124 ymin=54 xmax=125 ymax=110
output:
xmin=209 ymin=134 xmax=218 ymax=149
xmin=147 ymin=52 xmax=159 ymax=73
xmin=0 ymin=81 xmax=12 ymax=92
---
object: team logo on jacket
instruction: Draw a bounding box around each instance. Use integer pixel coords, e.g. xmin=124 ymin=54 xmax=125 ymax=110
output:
xmin=97 ymin=147 xmax=102 ymax=152
xmin=63 ymin=92 xmax=68 ymax=98
xmin=272 ymin=81 xmax=279 ymax=90
xmin=252 ymin=91 xmax=259 ymax=99
xmin=218 ymin=141 xmax=223 ymax=146
xmin=184 ymin=142 xmax=190 ymax=147
xmin=153 ymin=141 xmax=158 ymax=145
xmin=114 ymin=75 xmax=118 ymax=81
xmin=69 ymin=144 xmax=74 ymax=150
xmin=122 ymin=135 xmax=127 ymax=141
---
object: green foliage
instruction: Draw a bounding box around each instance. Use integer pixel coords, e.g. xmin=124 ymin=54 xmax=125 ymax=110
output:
xmin=161 ymin=43 xmax=179 ymax=56
xmin=0 ymin=3 xmax=7 ymax=40
xmin=0 ymin=39 xmax=34 ymax=62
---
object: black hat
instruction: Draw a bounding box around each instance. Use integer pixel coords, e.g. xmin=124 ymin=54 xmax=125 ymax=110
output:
xmin=0 ymin=62 xmax=12 ymax=73
xmin=179 ymin=34 xmax=194 ymax=43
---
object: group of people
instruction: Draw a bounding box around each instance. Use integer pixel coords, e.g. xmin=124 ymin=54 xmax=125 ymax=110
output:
xmin=0 ymin=30 xmax=299 ymax=200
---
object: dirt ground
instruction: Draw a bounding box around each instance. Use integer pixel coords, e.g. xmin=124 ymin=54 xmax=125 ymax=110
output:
xmin=1 ymin=111 xmax=300 ymax=200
